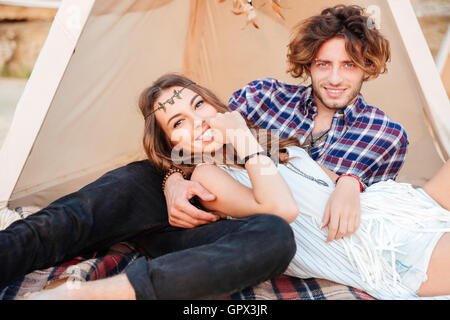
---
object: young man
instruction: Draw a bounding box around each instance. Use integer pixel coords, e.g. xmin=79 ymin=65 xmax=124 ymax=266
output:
xmin=165 ymin=5 xmax=408 ymax=242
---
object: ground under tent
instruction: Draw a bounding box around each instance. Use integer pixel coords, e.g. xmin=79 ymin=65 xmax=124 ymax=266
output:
xmin=0 ymin=0 xmax=449 ymax=300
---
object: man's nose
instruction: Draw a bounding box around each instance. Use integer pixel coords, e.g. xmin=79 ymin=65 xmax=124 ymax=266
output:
xmin=328 ymin=66 xmax=343 ymax=86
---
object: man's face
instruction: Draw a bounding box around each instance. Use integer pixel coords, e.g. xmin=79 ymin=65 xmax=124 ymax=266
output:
xmin=309 ymin=37 xmax=366 ymax=111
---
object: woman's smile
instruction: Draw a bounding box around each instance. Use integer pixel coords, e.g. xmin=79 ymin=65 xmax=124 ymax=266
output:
xmin=195 ymin=127 xmax=214 ymax=143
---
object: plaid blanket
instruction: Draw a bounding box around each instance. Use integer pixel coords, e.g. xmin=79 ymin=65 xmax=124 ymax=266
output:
xmin=0 ymin=208 xmax=375 ymax=300
xmin=0 ymin=242 xmax=374 ymax=300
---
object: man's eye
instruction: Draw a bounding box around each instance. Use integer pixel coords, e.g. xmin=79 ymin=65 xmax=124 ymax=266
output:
xmin=316 ymin=62 xmax=328 ymax=67
xmin=345 ymin=63 xmax=355 ymax=68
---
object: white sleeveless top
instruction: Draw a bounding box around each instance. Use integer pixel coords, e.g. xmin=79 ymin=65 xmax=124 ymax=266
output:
xmin=216 ymin=146 xmax=450 ymax=300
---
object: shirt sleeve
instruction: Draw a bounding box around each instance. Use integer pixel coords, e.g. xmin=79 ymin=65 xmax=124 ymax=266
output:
xmin=227 ymin=78 xmax=275 ymax=126
xmin=228 ymin=80 xmax=258 ymax=124
xmin=365 ymin=138 xmax=409 ymax=185
xmin=343 ymin=127 xmax=409 ymax=187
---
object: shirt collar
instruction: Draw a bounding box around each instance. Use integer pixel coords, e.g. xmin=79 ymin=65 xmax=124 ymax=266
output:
xmin=342 ymin=93 xmax=367 ymax=125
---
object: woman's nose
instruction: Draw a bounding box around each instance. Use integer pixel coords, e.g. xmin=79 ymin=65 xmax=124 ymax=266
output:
xmin=192 ymin=115 xmax=206 ymax=131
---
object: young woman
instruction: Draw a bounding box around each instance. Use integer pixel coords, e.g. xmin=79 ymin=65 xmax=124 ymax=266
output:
xmin=31 ymin=73 xmax=450 ymax=300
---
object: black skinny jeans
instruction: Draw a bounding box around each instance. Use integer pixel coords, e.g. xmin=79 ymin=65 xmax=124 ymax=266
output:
xmin=0 ymin=160 xmax=296 ymax=299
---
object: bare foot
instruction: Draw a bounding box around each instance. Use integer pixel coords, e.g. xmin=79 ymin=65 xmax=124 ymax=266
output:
xmin=26 ymin=274 xmax=135 ymax=300
xmin=26 ymin=282 xmax=80 ymax=300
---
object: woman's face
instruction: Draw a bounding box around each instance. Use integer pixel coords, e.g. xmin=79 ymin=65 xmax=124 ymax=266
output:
xmin=154 ymin=86 xmax=224 ymax=155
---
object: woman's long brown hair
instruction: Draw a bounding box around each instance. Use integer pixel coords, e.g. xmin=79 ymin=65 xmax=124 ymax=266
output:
xmin=139 ymin=73 xmax=300 ymax=177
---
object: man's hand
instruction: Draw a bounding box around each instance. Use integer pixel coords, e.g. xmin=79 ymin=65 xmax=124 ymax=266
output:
xmin=164 ymin=173 xmax=219 ymax=228
xmin=321 ymin=176 xmax=361 ymax=242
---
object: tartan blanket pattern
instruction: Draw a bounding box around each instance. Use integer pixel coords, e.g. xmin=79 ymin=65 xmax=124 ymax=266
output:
xmin=0 ymin=242 xmax=374 ymax=300
xmin=0 ymin=207 xmax=375 ymax=300
xmin=0 ymin=242 xmax=141 ymax=300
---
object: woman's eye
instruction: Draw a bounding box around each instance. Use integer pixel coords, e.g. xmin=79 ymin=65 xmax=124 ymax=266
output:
xmin=345 ymin=63 xmax=355 ymax=68
xmin=173 ymin=119 xmax=183 ymax=128
xmin=195 ymin=100 xmax=204 ymax=109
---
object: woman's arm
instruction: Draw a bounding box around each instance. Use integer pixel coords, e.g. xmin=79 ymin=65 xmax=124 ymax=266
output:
xmin=191 ymin=162 xmax=298 ymax=223
xmin=192 ymin=111 xmax=299 ymax=223
xmin=317 ymin=163 xmax=361 ymax=242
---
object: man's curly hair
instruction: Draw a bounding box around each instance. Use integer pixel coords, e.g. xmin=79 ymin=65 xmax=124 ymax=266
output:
xmin=287 ymin=5 xmax=391 ymax=81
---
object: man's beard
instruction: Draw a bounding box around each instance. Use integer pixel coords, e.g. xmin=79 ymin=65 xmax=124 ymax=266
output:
xmin=312 ymin=80 xmax=363 ymax=110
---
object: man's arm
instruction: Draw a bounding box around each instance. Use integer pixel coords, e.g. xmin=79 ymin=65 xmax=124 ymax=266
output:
xmin=227 ymin=80 xmax=256 ymax=117
xmin=227 ymin=78 xmax=284 ymax=124
xmin=364 ymin=140 xmax=408 ymax=186
xmin=340 ymin=110 xmax=409 ymax=186
xmin=163 ymin=172 xmax=219 ymax=228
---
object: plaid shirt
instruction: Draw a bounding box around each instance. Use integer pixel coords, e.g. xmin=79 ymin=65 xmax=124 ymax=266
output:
xmin=228 ymin=78 xmax=408 ymax=186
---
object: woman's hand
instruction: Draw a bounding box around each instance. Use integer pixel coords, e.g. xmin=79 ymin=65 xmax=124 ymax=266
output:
xmin=321 ymin=176 xmax=361 ymax=242
xmin=164 ymin=172 xmax=219 ymax=228
xmin=206 ymin=111 xmax=250 ymax=146
xmin=206 ymin=111 xmax=263 ymax=160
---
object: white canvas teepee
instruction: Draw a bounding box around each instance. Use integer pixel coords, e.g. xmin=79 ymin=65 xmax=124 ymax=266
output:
xmin=0 ymin=0 xmax=449 ymax=213
xmin=437 ymin=26 xmax=450 ymax=98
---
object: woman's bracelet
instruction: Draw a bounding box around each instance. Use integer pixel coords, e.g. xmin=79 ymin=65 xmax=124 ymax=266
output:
xmin=335 ymin=174 xmax=366 ymax=192
xmin=243 ymin=151 xmax=273 ymax=164
xmin=162 ymin=166 xmax=187 ymax=192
